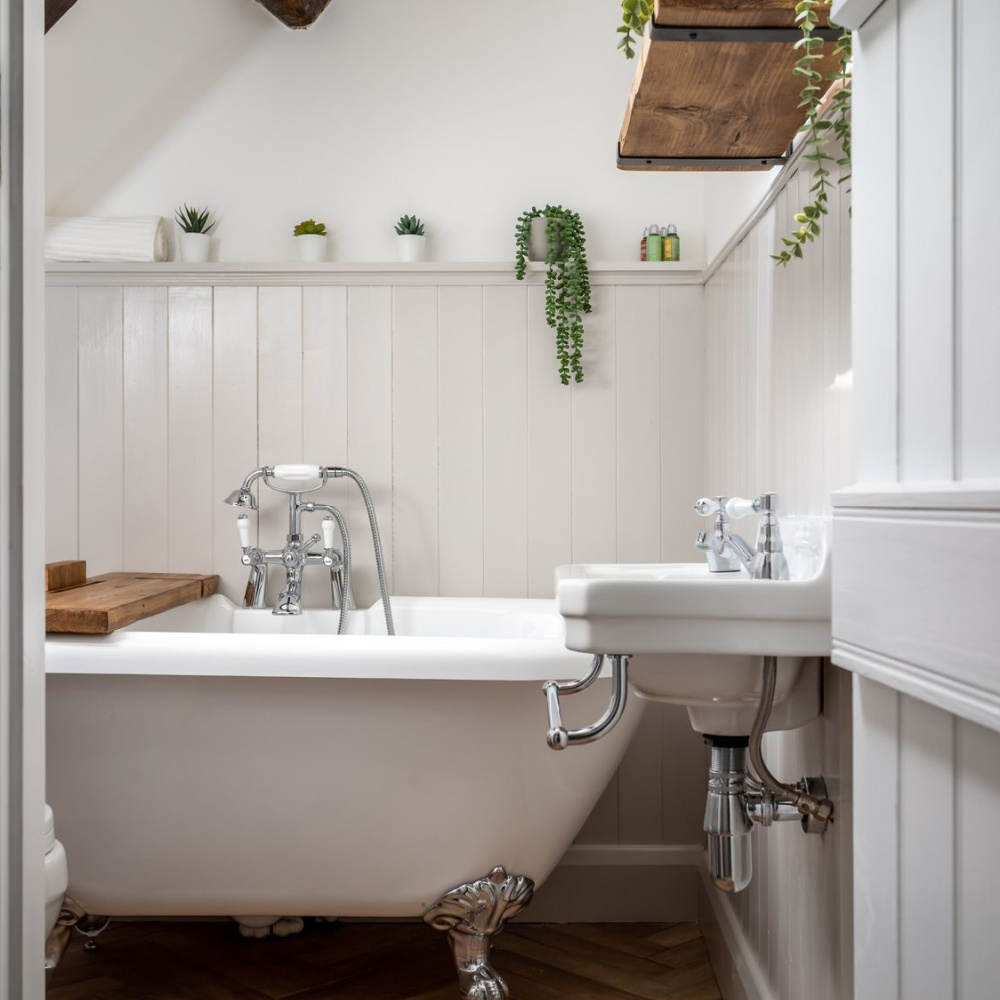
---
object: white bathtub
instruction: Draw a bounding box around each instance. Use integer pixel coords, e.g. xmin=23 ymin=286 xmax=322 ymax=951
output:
xmin=46 ymin=595 xmax=644 ymax=919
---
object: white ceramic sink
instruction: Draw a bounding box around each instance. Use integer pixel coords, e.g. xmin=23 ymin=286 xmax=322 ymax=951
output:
xmin=555 ymin=517 xmax=831 ymax=735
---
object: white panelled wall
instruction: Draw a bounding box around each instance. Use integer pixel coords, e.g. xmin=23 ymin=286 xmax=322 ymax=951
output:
xmin=45 ymin=266 xmax=710 ymax=914
xmin=698 ymin=153 xmax=854 ymax=1000
xmin=834 ymin=0 xmax=1000 ymax=999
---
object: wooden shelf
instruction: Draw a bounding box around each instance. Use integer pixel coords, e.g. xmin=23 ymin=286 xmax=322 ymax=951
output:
xmin=618 ymin=0 xmax=840 ymax=170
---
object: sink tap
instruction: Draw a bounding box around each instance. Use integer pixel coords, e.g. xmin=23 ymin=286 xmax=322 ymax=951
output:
xmin=695 ymin=493 xmax=789 ymax=580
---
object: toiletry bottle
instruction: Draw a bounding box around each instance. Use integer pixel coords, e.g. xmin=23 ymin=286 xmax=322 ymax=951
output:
xmin=640 ymin=227 xmax=648 ymax=261
xmin=646 ymin=224 xmax=662 ymax=262
xmin=663 ymin=223 xmax=680 ymax=261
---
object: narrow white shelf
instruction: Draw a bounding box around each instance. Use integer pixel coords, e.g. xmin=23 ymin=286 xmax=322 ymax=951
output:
xmin=45 ymin=260 xmax=707 ymax=287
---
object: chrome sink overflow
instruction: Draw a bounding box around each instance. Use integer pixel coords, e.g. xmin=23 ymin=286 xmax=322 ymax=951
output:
xmin=223 ymin=464 xmax=393 ymax=634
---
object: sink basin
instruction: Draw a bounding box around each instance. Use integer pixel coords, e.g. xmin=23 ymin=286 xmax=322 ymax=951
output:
xmin=555 ymin=517 xmax=831 ymax=735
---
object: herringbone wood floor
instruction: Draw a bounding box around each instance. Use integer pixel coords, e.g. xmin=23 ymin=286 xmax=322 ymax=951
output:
xmin=48 ymin=919 xmax=723 ymax=999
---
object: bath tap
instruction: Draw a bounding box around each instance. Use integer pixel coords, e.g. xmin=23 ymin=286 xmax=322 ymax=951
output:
xmin=225 ymin=464 xmax=394 ymax=635
xmin=694 ymin=493 xmax=789 ymax=580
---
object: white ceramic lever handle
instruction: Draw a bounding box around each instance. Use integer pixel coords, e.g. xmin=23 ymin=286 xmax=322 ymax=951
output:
xmin=725 ymin=497 xmax=757 ymax=519
xmin=237 ymin=514 xmax=251 ymax=548
xmin=272 ymin=464 xmax=323 ymax=480
xmin=322 ymin=518 xmax=336 ymax=550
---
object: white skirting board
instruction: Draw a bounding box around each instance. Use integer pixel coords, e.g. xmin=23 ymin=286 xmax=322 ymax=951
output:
xmin=698 ymin=869 xmax=775 ymax=1000
xmin=520 ymin=845 xmax=703 ymax=923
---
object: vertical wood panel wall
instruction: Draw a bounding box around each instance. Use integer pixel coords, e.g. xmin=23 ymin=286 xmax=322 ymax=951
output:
xmin=44 ymin=271 xmax=709 ymax=856
xmin=702 ymin=155 xmax=854 ymax=1000
xmin=837 ymin=1 xmax=1000 ymax=998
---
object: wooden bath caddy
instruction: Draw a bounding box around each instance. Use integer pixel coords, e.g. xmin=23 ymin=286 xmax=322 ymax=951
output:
xmin=45 ymin=560 xmax=219 ymax=634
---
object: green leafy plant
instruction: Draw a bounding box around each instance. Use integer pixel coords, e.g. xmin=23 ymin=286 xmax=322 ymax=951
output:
xmin=293 ymin=219 xmax=328 ymax=236
xmin=515 ymin=206 xmax=592 ymax=386
xmin=174 ymin=204 xmax=217 ymax=235
xmin=772 ymin=0 xmax=852 ymax=266
xmin=618 ymin=0 xmax=652 ymax=59
xmin=394 ymin=214 xmax=425 ymax=236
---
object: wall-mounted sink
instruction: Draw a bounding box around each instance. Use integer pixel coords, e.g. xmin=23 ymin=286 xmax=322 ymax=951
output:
xmin=555 ymin=517 xmax=831 ymax=735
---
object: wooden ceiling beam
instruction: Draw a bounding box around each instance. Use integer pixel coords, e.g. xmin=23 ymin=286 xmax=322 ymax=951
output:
xmin=45 ymin=0 xmax=80 ymax=32
xmin=254 ymin=0 xmax=333 ymax=29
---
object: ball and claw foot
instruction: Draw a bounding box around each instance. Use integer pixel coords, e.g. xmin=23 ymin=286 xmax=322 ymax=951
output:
xmin=424 ymin=865 xmax=534 ymax=1000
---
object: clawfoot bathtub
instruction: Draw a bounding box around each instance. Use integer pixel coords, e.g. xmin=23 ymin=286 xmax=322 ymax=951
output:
xmin=46 ymin=594 xmax=643 ymax=995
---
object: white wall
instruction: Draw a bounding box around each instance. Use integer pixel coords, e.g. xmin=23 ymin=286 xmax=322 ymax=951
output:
xmin=698 ymin=148 xmax=854 ymax=1000
xmin=833 ymin=1 xmax=1000 ymax=998
xmin=46 ymin=0 xmax=721 ymax=264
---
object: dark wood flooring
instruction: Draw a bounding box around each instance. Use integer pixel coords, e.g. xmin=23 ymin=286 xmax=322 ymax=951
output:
xmin=48 ymin=919 xmax=723 ymax=999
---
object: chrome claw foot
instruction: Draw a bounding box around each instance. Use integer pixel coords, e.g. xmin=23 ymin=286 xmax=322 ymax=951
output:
xmin=74 ymin=912 xmax=110 ymax=952
xmin=424 ymin=865 xmax=534 ymax=1000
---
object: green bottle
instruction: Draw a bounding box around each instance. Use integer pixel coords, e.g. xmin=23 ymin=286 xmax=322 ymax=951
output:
xmin=663 ymin=223 xmax=680 ymax=261
xmin=646 ymin=224 xmax=662 ymax=262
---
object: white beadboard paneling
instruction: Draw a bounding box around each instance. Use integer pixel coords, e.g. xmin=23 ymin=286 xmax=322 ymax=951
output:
xmin=391 ymin=286 xmax=439 ymax=596
xmin=77 ymin=285 xmax=124 ymax=576
xmin=898 ymin=0 xmax=955 ymax=481
xmin=482 ymin=285 xmax=528 ymax=598
xmin=438 ymin=286 xmax=484 ymax=596
xmin=899 ymin=696 xmax=955 ymax=1000
xmin=852 ymin=0 xmax=900 ymax=484
xmin=571 ymin=284 xmax=617 ymax=565
xmin=956 ymin=720 xmax=1000 ymax=1000
xmin=167 ymin=287 xmax=214 ymax=574
xmin=123 ymin=286 xmax=168 ymax=570
xmin=345 ymin=286 xmax=394 ymax=604
xmin=301 ymin=285 xmax=349 ymax=608
xmin=526 ymin=284 xmax=572 ymax=599
xmin=45 ymin=286 xmax=78 ymax=563
xmin=660 ymin=285 xmax=704 ymax=561
xmin=212 ymin=287 xmax=258 ymax=601
xmin=257 ymin=285 xmax=304 ymax=587
xmin=959 ymin=0 xmax=1000 ymax=481
xmin=617 ymin=706 xmax=663 ymax=844
xmin=616 ymin=286 xmax=661 ymax=562
xmin=853 ymin=675 xmax=900 ymax=1000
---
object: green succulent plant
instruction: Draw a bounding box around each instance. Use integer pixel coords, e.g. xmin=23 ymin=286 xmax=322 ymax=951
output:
xmin=514 ymin=205 xmax=592 ymax=386
xmin=394 ymin=215 xmax=425 ymax=236
xmin=174 ymin=204 xmax=217 ymax=235
xmin=293 ymin=219 xmax=328 ymax=237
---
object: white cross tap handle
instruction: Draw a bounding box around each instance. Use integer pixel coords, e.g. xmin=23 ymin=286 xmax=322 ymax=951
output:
xmin=322 ymin=517 xmax=336 ymax=550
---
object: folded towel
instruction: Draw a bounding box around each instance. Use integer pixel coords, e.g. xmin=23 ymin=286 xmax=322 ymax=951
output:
xmin=45 ymin=216 xmax=170 ymax=263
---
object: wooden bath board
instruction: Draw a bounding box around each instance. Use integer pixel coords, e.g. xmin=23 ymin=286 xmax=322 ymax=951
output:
xmin=45 ymin=560 xmax=219 ymax=634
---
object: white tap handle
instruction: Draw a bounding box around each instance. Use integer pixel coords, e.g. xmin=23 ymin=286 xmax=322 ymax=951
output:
xmin=271 ymin=464 xmax=323 ymax=481
xmin=322 ymin=517 xmax=336 ymax=550
xmin=237 ymin=514 xmax=251 ymax=548
xmin=725 ymin=497 xmax=757 ymax=519
xmin=694 ymin=497 xmax=723 ymax=517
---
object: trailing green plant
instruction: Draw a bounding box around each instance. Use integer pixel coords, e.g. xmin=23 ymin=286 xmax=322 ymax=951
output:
xmin=174 ymin=204 xmax=217 ymax=235
xmin=617 ymin=0 xmax=652 ymax=59
xmin=772 ymin=0 xmax=852 ymax=266
xmin=515 ymin=205 xmax=592 ymax=386
xmin=293 ymin=218 xmax=328 ymax=236
xmin=394 ymin=214 xmax=425 ymax=236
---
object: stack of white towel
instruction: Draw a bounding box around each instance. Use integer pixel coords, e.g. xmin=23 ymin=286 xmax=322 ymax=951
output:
xmin=44 ymin=216 xmax=170 ymax=263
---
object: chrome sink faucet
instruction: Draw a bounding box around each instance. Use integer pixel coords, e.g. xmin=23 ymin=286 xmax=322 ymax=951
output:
xmin=694 ymin=493 xmax=789 ymax=580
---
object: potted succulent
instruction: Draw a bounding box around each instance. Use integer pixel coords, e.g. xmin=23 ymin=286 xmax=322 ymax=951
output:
xmin=514 ymin=205 xmax=592 ymax=385
xmin=293 ymin=219 xmax=328 ymax=262
xmin=394 ymin=215 xmax=426 ymax=262
xmin=174 ymin=204 xmax=217 ymax=263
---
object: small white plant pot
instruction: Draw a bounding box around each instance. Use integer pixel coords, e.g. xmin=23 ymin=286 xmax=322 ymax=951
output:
xmin=296 ymin=234 xmax=327 ymax=263
xmin=179 ymin=232 xmax=211 ymax=263
xmin=397 ymin=234 xmax=426 ymax=263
